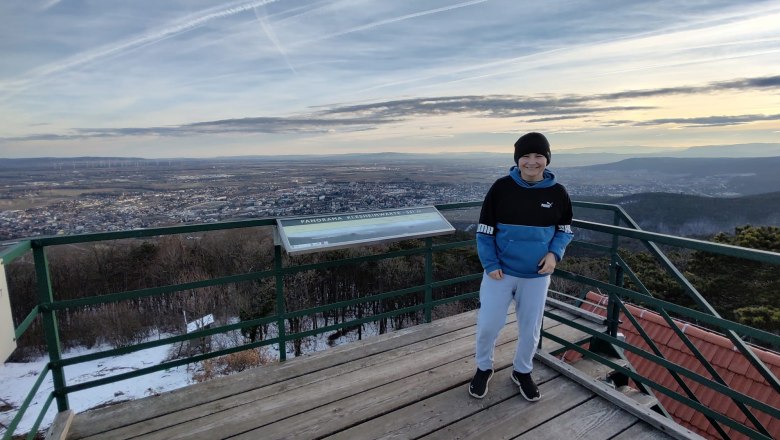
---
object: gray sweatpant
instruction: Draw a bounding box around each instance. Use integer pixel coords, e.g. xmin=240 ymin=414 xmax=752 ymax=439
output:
xmin=474 ymin=272 xmax=550 ymax=373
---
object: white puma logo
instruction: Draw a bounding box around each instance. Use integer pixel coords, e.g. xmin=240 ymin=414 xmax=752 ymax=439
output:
xmin=541 ymin=202 xmax=553 ymax=208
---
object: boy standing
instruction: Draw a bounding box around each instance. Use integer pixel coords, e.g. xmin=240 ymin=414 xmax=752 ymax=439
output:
xmin=469 ymin=132 xmax=574 ymax=401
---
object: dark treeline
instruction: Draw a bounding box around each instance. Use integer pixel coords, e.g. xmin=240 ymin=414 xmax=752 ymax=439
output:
xmin=6 ymin=229 xmax=484 ymax=361
xmin=6 ymin=225 xmax=778 ymax=361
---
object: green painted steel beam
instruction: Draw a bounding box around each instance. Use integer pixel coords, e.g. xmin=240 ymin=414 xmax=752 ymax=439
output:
xmin=49 ymin=269 xmax=276 ymax=310
xmin=14 ymin=305 xmax=39 ymax=341
xmin=555 ymin=270 xmax=780 ymax=346
xmin=424 ymin=237 xmax=433 ymax=323
xmin=574 ymin=219 xmax=780 ymax=264
xmin=32 ymin=246 xmax=68 ymax=412
xmin=55 ymin=313 xmax=280 ymax=367
xmin=542 ymin=314 xmax=780 ymax=419
xmin=571 ymin=200 xmax=622 ymax=212
xmin=31 ymin=218 xmax=276 ymax=246
xmin=434 ymin=201 xmax=481 ymax=210
xmin=543 ymin=332 xmax=774 ymax=440
xmin=7 ymin=200 xmax=780 ymax=439
xmin=1 ymin=363 xmax=50 ymax=440
xmin=0 ymin=240 xmax=31 ymax=265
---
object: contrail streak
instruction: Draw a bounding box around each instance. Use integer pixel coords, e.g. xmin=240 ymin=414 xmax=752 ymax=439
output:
xmin=253 ymin=5 xmax=297 ymax=75
xmin=37 ymin=0 xmax=62 ymax=11
xmin=0 ymin=0 xmax=282 ymax=99
xmin=358 ymin=5 xmax=780 ymax=95
xmin=290 ymin=0 xmax=489 ymax=48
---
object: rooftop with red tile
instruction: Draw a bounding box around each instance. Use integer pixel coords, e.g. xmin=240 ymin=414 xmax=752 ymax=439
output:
xmin=562 ymin=291 xmax=780 ymax=440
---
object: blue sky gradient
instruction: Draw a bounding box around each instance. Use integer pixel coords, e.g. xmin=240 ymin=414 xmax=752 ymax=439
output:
xmin=1 ymin=0 xmax=779 ymax=158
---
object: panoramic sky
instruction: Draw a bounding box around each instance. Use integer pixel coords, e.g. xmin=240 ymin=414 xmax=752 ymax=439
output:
xmin=1 ymin=0 xmax=779 ymax=158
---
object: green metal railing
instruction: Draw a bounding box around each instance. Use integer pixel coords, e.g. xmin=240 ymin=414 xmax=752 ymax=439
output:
xmin=1 ymin=201 xmax=778 ymax=440
xmin=549 ymin=202 xmax=780 ymax=440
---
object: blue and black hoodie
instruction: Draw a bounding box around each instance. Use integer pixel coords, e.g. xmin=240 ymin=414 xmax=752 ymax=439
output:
xmin=477 ymin=167 xmax=574 ymax=278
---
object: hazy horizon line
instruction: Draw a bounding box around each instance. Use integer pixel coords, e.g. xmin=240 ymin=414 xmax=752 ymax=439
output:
xmin=3 ymin=141 xmax=780 ymax=161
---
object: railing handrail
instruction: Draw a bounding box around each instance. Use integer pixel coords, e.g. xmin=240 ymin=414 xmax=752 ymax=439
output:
xmin=3 ymin=201 xmax=774 ymax=264
xmin=573 ymin=218 xmax=780 ymax=264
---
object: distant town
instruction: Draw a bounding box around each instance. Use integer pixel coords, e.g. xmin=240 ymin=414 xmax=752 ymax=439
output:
xmin=1 ymin=158 xmax=490 ymax=240
xmin=1 ymin=154 xmax=778 ymax=241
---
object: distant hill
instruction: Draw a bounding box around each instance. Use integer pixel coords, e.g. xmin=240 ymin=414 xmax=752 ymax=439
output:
xmin=671 ymin=143 xmax=780 ymax=157
xmin=590 ymin=191 xmax=780 ymax=236
xmin=2 ymin=142 xmax=779 ymax=169
xmin=559 ymin=156 xmax=780 ymax=196
xmin=580 ymin=156 xmax=780 ymax=174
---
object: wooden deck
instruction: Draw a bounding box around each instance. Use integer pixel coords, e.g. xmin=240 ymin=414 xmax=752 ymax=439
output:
xmin=60 ymin=306 xmax=701 ymax=440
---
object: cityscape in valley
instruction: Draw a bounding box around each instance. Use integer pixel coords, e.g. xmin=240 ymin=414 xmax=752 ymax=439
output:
xmin=2 ymin=151 xmax=779 ymax=242
xmin=0 ymin=157 xmax=491 ymax=241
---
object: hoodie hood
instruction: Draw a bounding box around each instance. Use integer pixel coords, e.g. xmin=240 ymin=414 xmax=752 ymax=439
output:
xmin=509 ymin=166 xmax=557 ymax=188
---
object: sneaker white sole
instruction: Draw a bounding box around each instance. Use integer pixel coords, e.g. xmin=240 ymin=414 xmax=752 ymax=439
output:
xmin=512 ymin=373 xmax=541 ymax=402
xmin=468 ymin=371 xmax=494 ymax=399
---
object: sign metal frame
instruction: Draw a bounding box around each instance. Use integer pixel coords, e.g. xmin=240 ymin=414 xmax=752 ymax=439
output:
xmin=276 ymin=206 xmax=455 ymax=255
xmin=0 ymin=259 xmax=17 ymax=362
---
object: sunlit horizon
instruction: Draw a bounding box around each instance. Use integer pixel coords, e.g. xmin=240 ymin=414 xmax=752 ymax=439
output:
xmin=1 ymin=0 xmax=779 ymax=159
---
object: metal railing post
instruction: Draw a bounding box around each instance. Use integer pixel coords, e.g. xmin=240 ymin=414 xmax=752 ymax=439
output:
xmin=608 ymin=209 xmax=621 ymax=286
xmin=424 ymin=237 xmax=433 ymax=323
xmin=32 ymin=244 xmax=68 ymax=411
xmin=606 ymin=210 xmax=623 ymax=338
xmin=606 ymin=265 xmax=624 ymax=338
xmin=274 ymin=244 xmax=286 ymax=362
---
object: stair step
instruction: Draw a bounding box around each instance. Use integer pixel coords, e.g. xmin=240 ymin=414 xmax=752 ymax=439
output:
xmin=617 ymin=385 xmax=658 ymax=407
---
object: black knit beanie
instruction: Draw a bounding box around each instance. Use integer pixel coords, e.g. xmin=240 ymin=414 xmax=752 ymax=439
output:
xmin=513 ymin=132 xmax=551 ymax=165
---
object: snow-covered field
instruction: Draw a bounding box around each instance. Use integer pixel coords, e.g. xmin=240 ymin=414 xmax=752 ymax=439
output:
xmin=0 ymin=320 xmax=380 ymax=438
xmin=1 ymin=342 xmax=193 ymax=437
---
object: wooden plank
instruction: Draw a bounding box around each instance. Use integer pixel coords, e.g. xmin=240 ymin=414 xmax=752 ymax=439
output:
xmin=540 ymin=317 xmax=605 ymax=354
xmin=616 ymin=385 xmax=658 ymax=408
xmin=535 ymin=351 xmax=706 ymax=440
xmin=611 ymin=421 xmax=675 ymax=440
xmin=70 ymin=310 xmax=484 ymax=439
xmin=79 ymin=317 xmax=493 ymax=440
xmin=44 ymin=410 xmax=74 ymax=440
xmin=515 ymin=396 xmax=638 ymax=439
xmin=121 ymin=319 xmax=518 ymax=440
xmin=323 ymin=364 xmax=561 ymax=440
xmin=125 ymin=310 xmax=565 ymax=440
xmin=316 ymin=317 xmax=601 ymax=440
xmin=66 ymin=305 xmax=668 ymax=440
xmin=244 ymin=339 xmax=558 ymax=440
xmin=87 ymin=312 xmax=589 ymax=440
xmin=418 ymin=376 xmax=592 ymax=440
xmin=573 ymin=357 xmax=629 ymax=381
xmin=546 ymin=297 xmax=607 ymax=324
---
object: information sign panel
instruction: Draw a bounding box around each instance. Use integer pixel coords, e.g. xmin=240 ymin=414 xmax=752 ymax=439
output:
xmin=0 ymin=259 xmax=17 ymax=362
xmin=276 ymin=206 xmax=455 ymax=255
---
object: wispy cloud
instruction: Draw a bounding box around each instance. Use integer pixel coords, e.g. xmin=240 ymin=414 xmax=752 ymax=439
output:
xmin=5 ymin=74 xmax=778 ymax=141
xmin=595 ymin=74 xmax=780 ymax=100
xmin=635 ymin=114 xmax=780 ymax=127
xmin=3 ymin=116 xmax=392 ymax=142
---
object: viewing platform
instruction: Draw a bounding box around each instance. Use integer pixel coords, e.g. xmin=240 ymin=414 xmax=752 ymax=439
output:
xmin=2 ymin=202 xmax=778 ymax=440
xmin=59 ymin=307 xmax=693 ymax=440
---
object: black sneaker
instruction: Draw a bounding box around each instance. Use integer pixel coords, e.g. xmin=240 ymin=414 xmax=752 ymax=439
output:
xmin=512 ymin=370 xmax=541 ymax=402
xmin=468 ymin=368 xmax=494 ymax=399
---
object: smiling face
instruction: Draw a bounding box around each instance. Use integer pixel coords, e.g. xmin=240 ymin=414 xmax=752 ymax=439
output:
xmin=518 ymin=153 xmax=547 ymax=182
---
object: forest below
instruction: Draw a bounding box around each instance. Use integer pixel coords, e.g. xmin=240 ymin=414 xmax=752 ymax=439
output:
xmin=5 ymin=223 xmax=779 ymax=363
xmin=601 ymin=191 xmax=780 ymax=236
